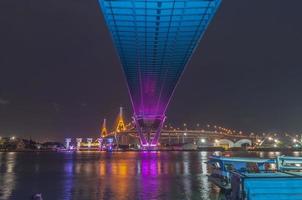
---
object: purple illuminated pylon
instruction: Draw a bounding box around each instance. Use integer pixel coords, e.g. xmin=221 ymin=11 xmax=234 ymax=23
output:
xmin=134 ymin=115 xmax=166 ymax=147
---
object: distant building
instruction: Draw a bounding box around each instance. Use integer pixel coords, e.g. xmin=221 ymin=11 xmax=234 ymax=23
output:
xmin=182 ymin=143 xmax=198 ymax=150
xmin=0 ymin=137 xmax=26 ymax=150
xmin=41 ymin=142 xmax=65 ymax=151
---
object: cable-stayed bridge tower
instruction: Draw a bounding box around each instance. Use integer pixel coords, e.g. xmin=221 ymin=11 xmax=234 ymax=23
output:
xmin=100 ymin=118 xmax=108 ymax=138
xmin=116 ymin=107 xmax=126 ymax=133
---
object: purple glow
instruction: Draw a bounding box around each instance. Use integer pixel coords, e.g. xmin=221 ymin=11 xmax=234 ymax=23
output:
xmin=98 ymin=0 xmax=222 ymax=147
xmin=135 ymin=116 xmax=165 ymax=147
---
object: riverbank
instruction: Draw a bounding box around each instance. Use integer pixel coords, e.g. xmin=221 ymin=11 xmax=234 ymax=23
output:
xmin=1 ymin=147 xmax=302 ymax=153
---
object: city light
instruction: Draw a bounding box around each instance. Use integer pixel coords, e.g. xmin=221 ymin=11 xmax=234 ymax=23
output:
xmin=56 ymin=108 xmax=302 ymax=151
xmin=10 ymin=136 xmax=15 ymax=140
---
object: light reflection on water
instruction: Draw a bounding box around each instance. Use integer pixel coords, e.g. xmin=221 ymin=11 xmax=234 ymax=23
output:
xmin=0 ymin=152 xmax=16 ymax=199
xmin=0 ymin=151 xmax=300 ymax=200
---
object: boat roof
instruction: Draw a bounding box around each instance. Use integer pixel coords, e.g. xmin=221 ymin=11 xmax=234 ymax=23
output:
xmin=209 ymin=156 xmax=275 ymax=163
xmin=278 ymin=156 xmax=302 ymax=163
xmin=242 ymin=171 xmax=302 ymax=178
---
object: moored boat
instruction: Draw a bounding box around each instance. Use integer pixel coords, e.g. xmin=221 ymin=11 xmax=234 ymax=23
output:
xmin=208 ymin=155 xmax=302 ymax=199
xmin=208 ymin=156 xmax=275 ymax=190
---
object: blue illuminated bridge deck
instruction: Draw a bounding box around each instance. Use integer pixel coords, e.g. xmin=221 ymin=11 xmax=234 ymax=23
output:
xmin=98 ymin=0 xmax=221 ymax=146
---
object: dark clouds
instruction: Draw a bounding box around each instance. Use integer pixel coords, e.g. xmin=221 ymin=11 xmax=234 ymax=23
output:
xmin=1 ymin=0 xmax=302 ymax=140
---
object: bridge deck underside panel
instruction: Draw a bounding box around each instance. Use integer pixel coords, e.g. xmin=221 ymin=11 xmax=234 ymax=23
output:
xmin=99 ymin=0 xmax=221 ymax=118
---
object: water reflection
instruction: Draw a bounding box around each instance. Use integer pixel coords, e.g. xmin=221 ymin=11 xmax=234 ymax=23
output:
xmin=200 ymin=151 xmax=210 ymax=199
xmin=139 ymin=152 xmax=161 ymax=200
xmin=0 ymin=152 xmax=16 ymax=199
xmin=62 ymin=153 xmax=74 ymax=200
xmin=0 ymin=151 xmax=301 ymax=200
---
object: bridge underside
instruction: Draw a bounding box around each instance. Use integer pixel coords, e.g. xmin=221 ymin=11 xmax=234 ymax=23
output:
xmin=98 ymin=0 xmax=222 ymax=147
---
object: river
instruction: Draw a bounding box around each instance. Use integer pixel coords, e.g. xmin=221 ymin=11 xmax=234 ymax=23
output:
xmin=0 ymin=151 xmax=301 ymax=200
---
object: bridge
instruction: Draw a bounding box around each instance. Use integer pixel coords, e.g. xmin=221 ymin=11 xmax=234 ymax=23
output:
xmin=97 ymin=0 xmax=223 ymax=148
xmin=93 ymin=0 xmax=288 ymax=150
xmin=100 ymin=107 xmax=255 ymax=149
xmin=65 ymin=107 xmax=258 ymax=150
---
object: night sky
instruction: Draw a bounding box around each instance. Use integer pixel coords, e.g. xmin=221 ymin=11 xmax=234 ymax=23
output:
xmin=1 ymin=0 xmax=302 ymax=141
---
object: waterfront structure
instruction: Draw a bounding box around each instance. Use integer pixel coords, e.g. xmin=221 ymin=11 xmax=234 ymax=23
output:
xmin=65 ymin=138 xmax=71 ymax=150
xmin=0 ymin=137 xmax=26 ymax=150
xmin=76 ymin=138 xmax=82 ymax=150
xmin=98 ymin=0 xmax=222 ymax=147
xmin=87 ymin=138 xmax=93 ymax=148
xmin=98 ymin=137 xmax=103 ymax=149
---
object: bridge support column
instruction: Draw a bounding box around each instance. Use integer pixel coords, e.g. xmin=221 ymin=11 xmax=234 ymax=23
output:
xmin=134 ymin=115 xmax=166 ymax=148
xmin=114 ymin=133 xmax=119 ymax=149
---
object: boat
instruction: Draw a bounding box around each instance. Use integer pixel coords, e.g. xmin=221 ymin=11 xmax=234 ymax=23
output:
xmin=208 ymin=156 xmax=276 ymax=190
xmin=208 ymin=156 xmax=302 ymax=199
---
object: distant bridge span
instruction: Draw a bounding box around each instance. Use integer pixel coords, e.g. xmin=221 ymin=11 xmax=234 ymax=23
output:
xmin=104 ymin=128 xmax=256 ymax=146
